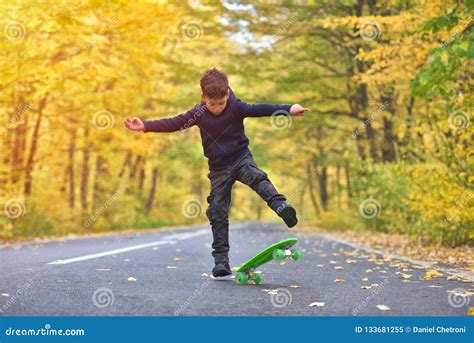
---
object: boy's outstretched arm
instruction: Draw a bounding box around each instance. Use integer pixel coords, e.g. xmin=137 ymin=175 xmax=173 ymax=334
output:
xmin=237 ymin=100 xmax=309 ymax=118
xmin=124 ymin=105 xmax=201 ymax=133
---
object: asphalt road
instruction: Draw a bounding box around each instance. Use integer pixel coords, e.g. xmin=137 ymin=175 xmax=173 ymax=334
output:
xmin=0 ymin=222 xmax=472 ymax=316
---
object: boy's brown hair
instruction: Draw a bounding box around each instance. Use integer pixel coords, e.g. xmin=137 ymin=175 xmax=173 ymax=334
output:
xmin=200 ymin=68 xmax=229 ymax=99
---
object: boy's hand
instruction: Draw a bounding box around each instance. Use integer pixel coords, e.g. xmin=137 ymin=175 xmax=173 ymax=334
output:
xmin=290 ymin=104 xmax=309 ymax=116
xmin=124 ymin=117 xmax=145 ymax=131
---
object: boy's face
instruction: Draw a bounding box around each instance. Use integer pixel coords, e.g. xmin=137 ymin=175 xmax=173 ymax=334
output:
xmin=201 ymin=89 xmax=230 ymax=116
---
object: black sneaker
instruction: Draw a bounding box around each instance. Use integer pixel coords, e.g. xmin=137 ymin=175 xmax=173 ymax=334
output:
xmin=212 ymin=262 xmax=232 ymax=277
xmin=279 ymin=205 xmax=298 ymax=228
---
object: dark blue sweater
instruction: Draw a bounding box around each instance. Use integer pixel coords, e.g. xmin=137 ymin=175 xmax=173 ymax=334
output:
xmin=142 ymin=87 xmax=292 ymax=171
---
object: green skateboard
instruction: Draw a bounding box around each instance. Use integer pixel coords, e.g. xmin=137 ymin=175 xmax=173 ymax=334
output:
xmin=232 ymin=238 xmax=301 ymax=285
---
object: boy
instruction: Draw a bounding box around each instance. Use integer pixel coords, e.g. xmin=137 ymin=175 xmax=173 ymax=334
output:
xmin=124 ymin=68 xmax=308 ymax=277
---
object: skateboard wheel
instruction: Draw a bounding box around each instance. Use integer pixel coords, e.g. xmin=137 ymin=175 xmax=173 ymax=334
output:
xmin=272 ymin=249 xmax=285 ymax=260
xmin=235 ymin=272 xmax=248 ymax=285
xmin=290 ymin=248 xmax=301 ymax=261
xmin=252 ymin=272 xmax=264 ymax=285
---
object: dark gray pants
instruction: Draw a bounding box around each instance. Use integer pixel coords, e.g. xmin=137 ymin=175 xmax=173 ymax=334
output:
xmin=205 ymin=152 xmax=287 ymax=263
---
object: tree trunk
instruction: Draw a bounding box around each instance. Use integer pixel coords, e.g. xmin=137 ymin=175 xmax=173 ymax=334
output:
xmin=306 ymin=162 xmax=321 ymax=215
xmin=11 ymin=101 xmax=27 ymax=185
xmin=319 ymin=166 xmax=328 ymax=210
xmin=365 ymin=123 xmax=379 ymax=161
xmin=145 ymin=168 xmax=159 ymax=214
xmin=81 ymin=127 xmax=90 ymax=210
xmin=1 ymin=112 xmax=13 ymax=188
xmin=68 ymin=129 xmax=76 ymax=209
xmin=24 ymin=95 xmax=48 ymax=195
xmin=92 ymin=155 xmax=106 ymax=206
xmin=380 ymin=89 xmax=397 ymax=162
xmin=381 ymin=117 xmax=397 ymax=162
xmin=138 ymin=163 xmax=146 ymax=190
xmin=129 ymin=155 xmax=142 ymax=179
xmin=298 ymin=186 xmax=305 ymax=219
xmin=118 ymin=151 xmax=132 ymax=177
xmin=344 ymin=160 xmax=352 ymax=200
xmin=336 ymin=164 xmax=342 ymax=208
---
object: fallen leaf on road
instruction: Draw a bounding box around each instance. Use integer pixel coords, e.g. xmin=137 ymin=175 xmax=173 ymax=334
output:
xmin=280 ymin=262 xmax=286 ymax=266
xmin=127 ymin=277 xmax=137 ymax=282
xmin=289 ymin=285 xmax=301 ymax=288
xmin=376 ymin=304 xmax=390 ymax=311
xmin=334 ymin=279 xmax=346 ymax=283
xmin=345 ymin=259 xmax=357 ymax=263
xmin=365 ymin=269 xmax=373 ymax=273
xmin=362 ymin=277 xmax=369 ymax=281
xmin=174 ymin=256 xmax=184 ymax=261
xmin=468 ymin=307 xmax=474 ymax=316
xmin=396 ymin=272 xmax=412 ymax=279
xmin=330 ymin=260 xmax=338 ymax=264
xmin=317 ymin=264 xmax=324 ymax=267
xmin=309 ymin=302 xmax=325 ymax=307
xmin=361 ymin=286 xmax=372 ymax=290
xmin=422 ymin=269 xmax=443 ymax=280
xmin=428 ymin=285 xmax=442 ymax=288
xmin=335 ymin=266 xmax=344 ymax=270
xmin=371 ymin=283 xmax=379 ymax=287
xmin=447 ymin=275 xmax=462 ymax=281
